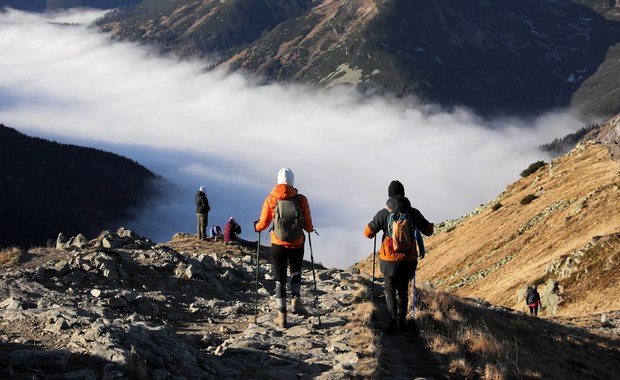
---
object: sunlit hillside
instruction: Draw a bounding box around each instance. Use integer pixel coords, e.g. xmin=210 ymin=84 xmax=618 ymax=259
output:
xmin=418 ymin=119 xmax=620 ymax=318
xmin=353 ymin=115 xmax=620 ymax=319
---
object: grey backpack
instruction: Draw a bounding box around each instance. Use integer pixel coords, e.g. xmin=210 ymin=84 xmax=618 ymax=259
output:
xmin=273 ymin=195 xmax=304 ymax=241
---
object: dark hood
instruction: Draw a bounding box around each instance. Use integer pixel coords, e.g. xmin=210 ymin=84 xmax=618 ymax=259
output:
xmin=386 ymin=195 xmax=411 ymax=213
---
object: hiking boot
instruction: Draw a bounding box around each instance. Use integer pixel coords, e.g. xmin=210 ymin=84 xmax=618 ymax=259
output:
xmin=291 ymin=297 xmax=307 ymax=315
xmin=274 ymin=311 xmax=287 ymax=328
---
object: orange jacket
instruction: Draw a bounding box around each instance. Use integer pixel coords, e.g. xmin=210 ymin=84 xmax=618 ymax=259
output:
xmin=255 ymin=184 xmax=314 ymax=248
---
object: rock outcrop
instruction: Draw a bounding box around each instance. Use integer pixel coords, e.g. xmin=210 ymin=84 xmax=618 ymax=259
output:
xmin=0 ymin=229 xmax=375 ymax=379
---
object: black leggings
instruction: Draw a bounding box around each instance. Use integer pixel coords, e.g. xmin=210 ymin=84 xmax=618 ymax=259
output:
xmin=271 ymin=244 xmax=304 ymax=309
xmin=529 ymin=306 xmax=539 ymax=316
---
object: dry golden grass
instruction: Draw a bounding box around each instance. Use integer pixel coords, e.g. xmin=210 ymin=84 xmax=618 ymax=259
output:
xmin=416 ymin=142 xmax=620 ymax=317
xmin=345 ymin=283 xmax=381 ymax=378
xmin=417 ymin=287 xmax=509 ymax=378
xmin=352 ymin=284 xmax=369 ymax=303
xmin=426 ymin=333 xmax=459 ymax=355
xmin=457 ymin=326 xmax=503 ymax=359
xmin=350 ymin=300 xmax=374 ymax=325
xmin=414 ymin=286 xmax=620 ymax=379
xmin=484 ymin=363 xmax=506 ymax=380
xmin=0 ymin=246 xmax=23 ymax=266
xmin=349 ymin=141 xmax=620 ymax=320
xmin=448 ymin=357 xmax=476 ymax=379
xmin=354 ymin=330 xmax=382 ymax=379
xmin=352 ymin=135 xmax=620 ymax=378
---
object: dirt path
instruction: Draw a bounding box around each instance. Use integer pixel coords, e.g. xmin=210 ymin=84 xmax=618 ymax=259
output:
xmin=371 ymin=280 xmax=446 ymax=380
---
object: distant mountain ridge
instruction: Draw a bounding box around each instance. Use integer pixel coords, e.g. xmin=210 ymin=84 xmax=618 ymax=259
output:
xmin=0 ymin=124 xmax=159 ymax=248
xmin=95 ymin=0 xmax=620 ymax=117
xmin=0 ymin=0 xmax=139 ymax=12
xmin=97 ymin=0 xmax=314 ymax=60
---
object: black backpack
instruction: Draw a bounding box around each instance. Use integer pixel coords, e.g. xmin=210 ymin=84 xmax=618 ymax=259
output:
xmin=526 ymin=289 xmax=537 ymax=304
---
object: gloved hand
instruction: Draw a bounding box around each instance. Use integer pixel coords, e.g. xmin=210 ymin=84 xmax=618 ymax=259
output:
xmin=253 ymin=220 xmax=259 ymax=232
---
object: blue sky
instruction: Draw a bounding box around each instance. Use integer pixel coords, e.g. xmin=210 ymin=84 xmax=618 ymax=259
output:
xmin=0 ymin=8 xmax=591 ymax=268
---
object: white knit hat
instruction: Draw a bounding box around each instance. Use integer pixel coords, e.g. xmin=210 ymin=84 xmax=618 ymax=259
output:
xmin=277 ymin=168 xmax=294 ymax=186
xmin=199 ymin=185 xmax=206 ymax=194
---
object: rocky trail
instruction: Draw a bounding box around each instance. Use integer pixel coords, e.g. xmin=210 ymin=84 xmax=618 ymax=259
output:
xmin=0 ymin=229 xmax=445 ymax=379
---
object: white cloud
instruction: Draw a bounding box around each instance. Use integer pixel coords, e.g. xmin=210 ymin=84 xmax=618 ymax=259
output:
xmin=0 ymin=9 xmax=589 ymax=268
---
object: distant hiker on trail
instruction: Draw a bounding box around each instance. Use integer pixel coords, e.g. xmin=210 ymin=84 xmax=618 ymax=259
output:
xmin=224 ymin=217 xmax=241 ymax=243
xmin=210 ymin=225 xmax=223 ymax=240
xmin=364 ymin=180 xmax=434 ymax=332
xmin=526 ymin=285 xmax=542 ymax=316
xmin=195 ymin=185 xmax=211 ymax=241
xmin=254 ymin=168 xmax=314 ymax=328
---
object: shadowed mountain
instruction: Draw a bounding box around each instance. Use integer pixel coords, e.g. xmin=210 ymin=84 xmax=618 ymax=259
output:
xmin=97 ymin=0 xmax=314 ymax=60
xmin=96 ymin=0 xmax=620 ymax=117
xmin=0 ymin=124 xmax=160 ymax=248
xmin=0 ymin=0 xmax=140 ymax=12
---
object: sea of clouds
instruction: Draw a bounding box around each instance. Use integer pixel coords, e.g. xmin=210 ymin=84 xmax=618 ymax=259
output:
xmin=0 ymin=8 xmax=590 ymax=268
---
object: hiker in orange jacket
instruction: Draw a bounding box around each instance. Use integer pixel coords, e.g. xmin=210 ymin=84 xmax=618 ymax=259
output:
xmin=364 ymin=180 xmax=434 ymax=332
xmin=254 ymin=168 xmax=314 ymax=328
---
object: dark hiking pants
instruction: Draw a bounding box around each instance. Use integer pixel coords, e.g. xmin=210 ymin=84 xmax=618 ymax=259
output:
xmin=381 ymin=260 xmax=416 ymax=319
xmin=197 ymin=213 xmax=208 ymax=239
xmin=271 ymin=244 xmax=304 ymax=312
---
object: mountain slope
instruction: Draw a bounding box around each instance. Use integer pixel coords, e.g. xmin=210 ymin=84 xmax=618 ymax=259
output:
xmin=0 ymin=125 xmax=159 ymax=248
xmin=414 ymin=116 xmax=620 ymax=317
xmin=570 ymin=42 xmax=620 ymax=116
xmin=226 ymin=0 xmax=620 ymax=115
xmin=1 ymin=229 xmax=619 ymax=378
xmin=0 ymin=0 xmax=140 ymax=12
xmin=96 ymin=0 xmax=620 ymax=116
xmin=97 ymin=0 xmax=314 ymax=60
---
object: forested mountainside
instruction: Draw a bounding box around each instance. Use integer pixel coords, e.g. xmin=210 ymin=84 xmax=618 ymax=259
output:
xmin=0 ymin=124 xmax=159 ymax=248
xmin=96 ymin=0 xmax=620 ymax=117
xmin=0 ymin=0 xmax=139 ymax=11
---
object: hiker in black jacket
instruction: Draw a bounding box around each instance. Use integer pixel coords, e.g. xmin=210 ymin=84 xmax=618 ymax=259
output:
xmin=364 ymin=180 xmax=434 ymax=332
xmin=195 ymin=186 xmax=211 ymax=240
xmin=526 ymin=285 xmax=542 ymax=316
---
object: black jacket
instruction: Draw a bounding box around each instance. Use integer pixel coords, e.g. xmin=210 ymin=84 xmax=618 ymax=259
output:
xmin=368 ymin=195 xmax=432 ymax=238
xmin=195 ymin=191 xmax=210 ymax=214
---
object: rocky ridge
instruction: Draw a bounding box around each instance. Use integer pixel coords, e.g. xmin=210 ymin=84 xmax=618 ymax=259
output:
xmin=0 ymin=230 xmax=378 ymax=379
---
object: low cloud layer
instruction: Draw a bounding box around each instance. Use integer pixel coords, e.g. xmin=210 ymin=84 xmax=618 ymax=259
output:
xmin=0 ymin=9 xmax=588 ymax=268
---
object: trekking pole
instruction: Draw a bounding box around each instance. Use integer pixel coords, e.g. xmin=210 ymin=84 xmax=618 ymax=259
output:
xmin=254 ymin=230 xmax=261 ymax=324
xmin=371 ymin=235 xmax=376 ymax=300
xmin=308 ymin=230 xmax=321 ymax=325
xmin=412 ymin=270 xmax=417 ymax=320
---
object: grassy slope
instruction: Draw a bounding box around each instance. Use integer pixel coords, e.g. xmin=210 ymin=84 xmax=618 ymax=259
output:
xmin=418 ymin=141 xmax=620 ymax=317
